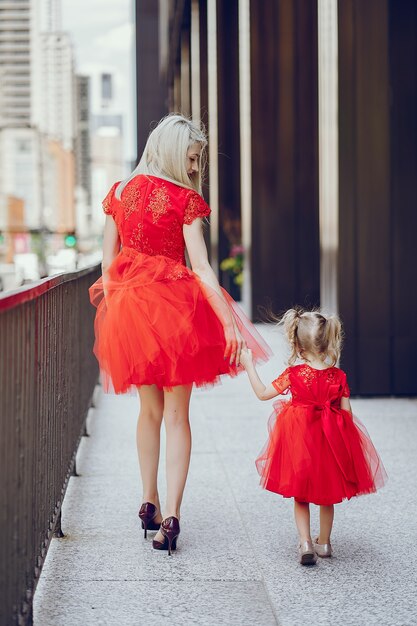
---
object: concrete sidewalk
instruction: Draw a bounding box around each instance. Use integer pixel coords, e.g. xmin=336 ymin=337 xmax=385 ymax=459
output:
xmin=34 ymin=326 xmax=417 ymax=626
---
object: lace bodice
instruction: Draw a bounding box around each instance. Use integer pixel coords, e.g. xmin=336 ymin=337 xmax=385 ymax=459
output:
xmin=272 ymin=364 xmax=350 ymax=405
xmin=102 ymin=175 xmax=211 ymax=264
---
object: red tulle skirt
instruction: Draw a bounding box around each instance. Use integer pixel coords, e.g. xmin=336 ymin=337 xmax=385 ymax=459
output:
xmin=255 ymin=400 xmax=387 ymax=505
xmin=89 ymin=247 xmax=271 ymax=392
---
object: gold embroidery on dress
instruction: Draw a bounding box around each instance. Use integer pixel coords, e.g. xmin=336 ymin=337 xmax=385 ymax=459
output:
xmin=298 ymin=365 xmax=315 ymax=386
xmin=274 ymin=370 xmax=291 ymax=394
xmin=122 ymin=183 xmax=141 ymax=219
xmin=164 ymin=264 xmax=189 ymax=281
xmin=102 ymin=185 xmax=115 ymax=215
xmin=184 ymin=192 xmax=209 ymax=224
xmin=129 ymin=223 xmax=152 ymax=254
xmin=129 ymin=223 xmax=144 ymax=247
xmin=326 ymin=369 xmax=337 ymax=383
xmin=146 ymin=184 xmax=170 ymax=223
xmin=161 ymin=219 xmax=184 ymax=262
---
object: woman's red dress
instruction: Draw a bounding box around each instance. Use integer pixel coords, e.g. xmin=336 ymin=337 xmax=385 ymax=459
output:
xmin=255 ymin=365 xmax=387 ymax=505
xmin=89 ymin=175 xmax=271 ymax=393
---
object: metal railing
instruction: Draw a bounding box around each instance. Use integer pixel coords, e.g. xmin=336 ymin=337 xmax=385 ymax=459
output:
xmin=0 ymin=265 xmax=101 ymax=625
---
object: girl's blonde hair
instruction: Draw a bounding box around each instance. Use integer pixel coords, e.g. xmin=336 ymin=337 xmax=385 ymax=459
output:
xmin=280 ymin=308 xmax=342 ymax=366
xmin=116 ymin=113 xmax=207 ymax=199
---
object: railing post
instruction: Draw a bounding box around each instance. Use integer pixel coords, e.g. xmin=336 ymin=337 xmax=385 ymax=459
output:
xmin=71 ymin=458 xmax=79 ymax=477
xmin=53 ymin=511 xmax=65 ymax=539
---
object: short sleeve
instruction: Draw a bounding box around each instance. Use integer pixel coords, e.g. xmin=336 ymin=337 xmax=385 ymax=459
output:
xmin=102 ymin=182 xmax=119 ymax=217
xmin=272 ymin=368 xmax=291 ymax=395
xmin=342 ymin=374 xmax=351 ymax=398
xmin=183 ymin=190 xmax=211 ymax=225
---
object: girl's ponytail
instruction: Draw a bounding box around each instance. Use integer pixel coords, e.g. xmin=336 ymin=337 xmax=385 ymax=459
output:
xmin=322 ymin=315 xmax=342 ymax=366
xmin=280 ymin=308 xmax=302 ymax=365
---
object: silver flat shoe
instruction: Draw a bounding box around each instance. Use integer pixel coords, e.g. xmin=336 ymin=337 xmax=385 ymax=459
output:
xmin=314 ymin=537 xmax=332 ymax=558
xmin=298 ymin=540 xmax=317 ymax=565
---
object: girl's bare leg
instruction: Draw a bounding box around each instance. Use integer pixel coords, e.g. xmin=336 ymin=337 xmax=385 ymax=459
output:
xmin=154 ymin=384 xmax=192 ymax=542
xmin=318 ymin=505 xmax=334 ymax=543
xmin=294 ymin=500 xmax=312 ymax=543
xmin=137 ymin=385 xmax=164 ymax=519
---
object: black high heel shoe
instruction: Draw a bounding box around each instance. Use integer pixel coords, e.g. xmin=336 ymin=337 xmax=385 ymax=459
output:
xmin=138 ymin=502 xmax=161 ymax=539
xmin=152 ymin=516 xmax=180 ymax=555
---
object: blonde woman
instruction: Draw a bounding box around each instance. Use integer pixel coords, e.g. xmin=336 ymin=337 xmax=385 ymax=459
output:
xmin=240 ymin=309 xmax=387 ymax=565
xmin=89 ymin=114 xmax=270 ymax=555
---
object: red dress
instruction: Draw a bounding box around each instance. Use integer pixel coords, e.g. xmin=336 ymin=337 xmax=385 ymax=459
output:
xmin=89 ymin=175 xmax=271 ymax=392
xmin=256 ymin=364 xmax=387 ymax=505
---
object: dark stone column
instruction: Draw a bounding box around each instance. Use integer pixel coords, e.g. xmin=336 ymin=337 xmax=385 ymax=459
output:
xmin=338 ymin=0 xmax=391 ymax=394
xmin=250 ymin=0 xmax=320 ymax=319
xmin=199 ymin=0 xmax=209 ymax=135
xmin=135 ymin=0 xmax=168 ymax=160
xmin=389 ymin=0 xmax=417 ymax=395
xmin=338 ymin=0 xmax=417 ymax=395
xmin=198 ymin=0 xmax=212 ymax=265
xmin=180 ymin=2 xmax=192 ymax=116
xmin=216 ymin=0 xmax=241 ymax=296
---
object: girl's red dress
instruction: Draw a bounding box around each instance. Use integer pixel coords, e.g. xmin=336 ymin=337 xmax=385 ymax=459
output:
xmin=89 ymin=175 xmax=271 ymax=392
xmin=256 ymin=365 xmax=387 ymax=505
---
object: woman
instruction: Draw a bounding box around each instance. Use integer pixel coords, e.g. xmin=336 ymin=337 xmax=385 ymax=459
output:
xmin=89 ymin=114 xmax=271 ymax=555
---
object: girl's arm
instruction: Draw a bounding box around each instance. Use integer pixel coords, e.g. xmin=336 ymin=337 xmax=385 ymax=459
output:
xmin=340 ymin=397 xmax=352 ymax=413
xmin=240 ymin=349 xmax=279 ymax=401
xmin=183 ymin=218 xmax=245 ymax=366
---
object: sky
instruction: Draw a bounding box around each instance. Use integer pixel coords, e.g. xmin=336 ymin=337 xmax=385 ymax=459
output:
xmin=61 ymin=0 xmax=136 ymax=164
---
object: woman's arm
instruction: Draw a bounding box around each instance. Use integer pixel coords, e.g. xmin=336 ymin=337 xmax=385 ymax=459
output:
xmin=102 ymin=215 xmax=120 ymax=272
xmin=101 ymin=216 xmax=120 ymax=295
xmin=183 ymin=217 xmax=245 ymax=365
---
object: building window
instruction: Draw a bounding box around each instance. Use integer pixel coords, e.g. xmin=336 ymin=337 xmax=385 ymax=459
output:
xmin=101 ymin=73 xmax=112 ymax=102
xmin=16 ymin=140 xmax=30 ymax=153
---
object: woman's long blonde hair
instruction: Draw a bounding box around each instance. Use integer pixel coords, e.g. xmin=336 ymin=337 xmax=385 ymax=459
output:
xmin=116 ymin=113 xmax=207 ymax=199
xmin=280 ymin=308 xmax=343 ymax=366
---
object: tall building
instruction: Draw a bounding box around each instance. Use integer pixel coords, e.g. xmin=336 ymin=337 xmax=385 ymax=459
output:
xmin=75 ymin=75 xmax=92 ymax=220
xmin=0 ymin=129 xmax=42 ymax=231
xmin=0 ymin=0 xmax=32 ymax=126
xmin=39 ymin=29 xmax=76 ymax=232
xmin=39 ymin=31 xmax=75 ymax=150
xmin=0 ymin=0 xmax=77 ymax=240
xmin=0 ymin=0 xmax=42 ymax=232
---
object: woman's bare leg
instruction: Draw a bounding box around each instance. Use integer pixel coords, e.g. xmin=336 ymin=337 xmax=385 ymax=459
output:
xmin=318 ymin=505 xmax=334 ymax=543
xmin=137 ymin=385 xmax=164 ymax=518
xmin=294 ymin=500 xmax=312 ymax=543
xmin=154 ymin=384 xmax=192 ymax=541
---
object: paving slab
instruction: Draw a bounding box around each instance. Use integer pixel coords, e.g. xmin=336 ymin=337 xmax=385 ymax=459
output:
xmin=34 ymin=325 xmax=417 ymax=626
xmin=34 ymin=580 xmax=277 ymax=626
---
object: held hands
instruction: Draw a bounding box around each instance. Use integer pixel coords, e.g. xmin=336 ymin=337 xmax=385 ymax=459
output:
xmin=239 ymin=347 xmax=253 ymax=369
xmin=224 ymin=323 xmax=246 ymax=367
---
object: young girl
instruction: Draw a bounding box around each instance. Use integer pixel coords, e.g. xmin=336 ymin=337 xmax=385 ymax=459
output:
xmin=89 ymin=114 xmax=271 ymax=556
xmin=240 ymin=308 xmax=387 ymax=565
